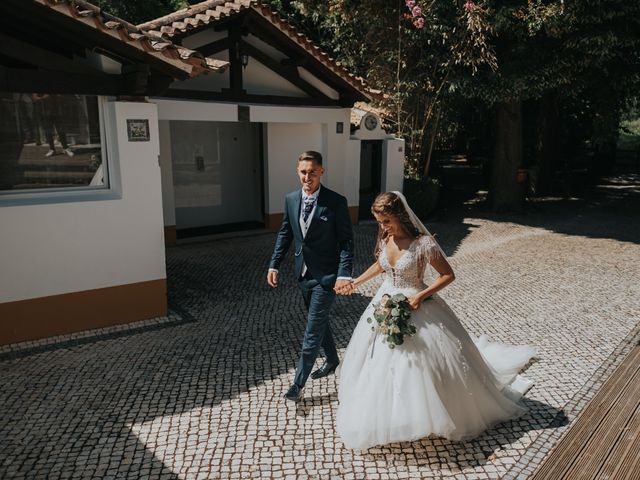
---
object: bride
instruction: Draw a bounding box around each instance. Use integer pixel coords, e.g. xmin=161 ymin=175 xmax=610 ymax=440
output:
xmin=335 ymin=191 xmax=536 ymax=450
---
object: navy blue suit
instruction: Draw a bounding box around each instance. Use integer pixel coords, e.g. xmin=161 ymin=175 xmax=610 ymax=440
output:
xmin=269 ymin=185 xmax=354 ymax=387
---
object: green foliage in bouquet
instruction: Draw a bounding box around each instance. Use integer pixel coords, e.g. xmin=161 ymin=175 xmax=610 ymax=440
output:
xmin=367 ymin=293 xmax=417 ymax=349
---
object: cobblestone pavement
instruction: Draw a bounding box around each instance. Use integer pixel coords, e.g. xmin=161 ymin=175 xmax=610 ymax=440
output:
xmin=1 ymin=175 xmax=639 ymax=479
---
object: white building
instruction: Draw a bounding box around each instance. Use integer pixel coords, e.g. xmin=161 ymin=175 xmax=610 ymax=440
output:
xmin=0 ymin=0 xmax=404 ymax=346
xmin=141 ymin=0 xmax=405 ymax=242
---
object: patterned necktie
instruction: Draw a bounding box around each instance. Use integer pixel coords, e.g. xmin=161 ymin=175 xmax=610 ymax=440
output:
xmin=302 ymin=197 xmax=315 ymax=222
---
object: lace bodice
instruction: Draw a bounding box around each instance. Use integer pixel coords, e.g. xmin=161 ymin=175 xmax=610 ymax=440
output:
xmin=378 ymin=235 xmax=441 ymax=290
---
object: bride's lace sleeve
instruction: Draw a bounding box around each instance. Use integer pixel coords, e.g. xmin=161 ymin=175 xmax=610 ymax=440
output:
xmin=416 ymin=234 xmax=444 ymax=279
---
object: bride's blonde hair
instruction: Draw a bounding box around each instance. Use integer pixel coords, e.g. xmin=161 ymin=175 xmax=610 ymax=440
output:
xmin=371 ymin=192 xmax=420 ymax=257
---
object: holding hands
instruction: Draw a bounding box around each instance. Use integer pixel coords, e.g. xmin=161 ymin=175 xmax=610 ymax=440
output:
xmin=335 ymin=261 xmax=383 ymax=296
xmin=268 ymin=271 xmax=356 ymax=295
xmin=334 ymin=279 xmax=356 ymax=295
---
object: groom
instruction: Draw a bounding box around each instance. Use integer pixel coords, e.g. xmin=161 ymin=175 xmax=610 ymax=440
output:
xmin=267 ymin=151 xmax=354 ymax=402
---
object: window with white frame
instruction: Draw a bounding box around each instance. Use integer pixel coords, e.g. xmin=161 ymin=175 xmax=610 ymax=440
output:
xmin=0 ymin=93 xmax=107 ymax=193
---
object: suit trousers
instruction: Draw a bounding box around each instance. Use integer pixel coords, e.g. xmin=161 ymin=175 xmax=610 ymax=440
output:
xmin=294 ymin=273 xmax=339 ymax=387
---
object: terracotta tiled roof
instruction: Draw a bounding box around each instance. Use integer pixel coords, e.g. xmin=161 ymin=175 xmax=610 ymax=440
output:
xmin=138 ymin=0 xmax=375 ymax=100
xmin=351 ymin=102 xmax=393 ymax=126
xmin=35 ymin=0 xmax=229 ymax=78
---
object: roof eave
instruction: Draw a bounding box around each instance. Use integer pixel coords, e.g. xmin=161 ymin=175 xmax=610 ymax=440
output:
xmin=139 ymin=1 xmax=373 ymax=100
xmin=33 ymin=0 xmax=228 ymax=79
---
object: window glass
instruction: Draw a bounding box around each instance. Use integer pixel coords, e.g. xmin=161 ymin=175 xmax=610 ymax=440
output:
xmin=0 ymin=93 xmax=105 ymax=192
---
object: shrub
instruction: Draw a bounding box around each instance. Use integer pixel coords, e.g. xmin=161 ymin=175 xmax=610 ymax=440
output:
xmin=402 ymin=177 xmax=442 ymax=219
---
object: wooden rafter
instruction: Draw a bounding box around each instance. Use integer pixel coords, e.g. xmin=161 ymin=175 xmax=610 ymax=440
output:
xmin=197 ymin=36 xmax=231 ymax=56
xmin=240 ymin=41 xmax=329 ymax=99
xmin=0 ymin=65 xmax=172 ymax=95
xmin=228 ymin=23 xmax=244 ymax=94
xmin=0 ymin=32 xmax=102 ymax=74
xmin=242 ymin=13 xmax=359 ymax=104
xmin=165 ymin=88 xmax=342 ymax=107
xmin=139 ymin=1 xmax=372 ymax=104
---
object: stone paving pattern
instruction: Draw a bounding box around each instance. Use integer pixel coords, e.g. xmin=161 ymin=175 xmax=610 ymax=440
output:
xmin=1 ymin=175 xmax=639 ymax=479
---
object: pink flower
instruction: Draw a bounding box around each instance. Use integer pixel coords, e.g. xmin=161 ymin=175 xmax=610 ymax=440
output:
xmin=464 ymin=1 xmax=476 ymax=12
xmin=413 ymin=17 xmax=425 ymax=29
xmin=405 ymin=0 xmax=416 ymax=8
xmin=411 ymin=5 xmax=422 ymax=17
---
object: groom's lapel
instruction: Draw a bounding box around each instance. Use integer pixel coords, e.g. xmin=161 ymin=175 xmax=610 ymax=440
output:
xmin=291 ymin=191 xmax=303 ymax=239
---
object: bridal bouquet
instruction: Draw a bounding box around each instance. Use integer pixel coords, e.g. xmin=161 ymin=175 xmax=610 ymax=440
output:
xmin=367 ymin=293 xmax=416 ymax=349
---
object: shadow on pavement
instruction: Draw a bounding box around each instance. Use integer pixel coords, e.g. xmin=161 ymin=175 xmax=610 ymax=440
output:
xmin=9 ymin=174 xmax=632 ymax=477
xmin=362 ymin=398 xmax=568 ymax=471
xmin=429 ymin=174 xmax=640 ymax=255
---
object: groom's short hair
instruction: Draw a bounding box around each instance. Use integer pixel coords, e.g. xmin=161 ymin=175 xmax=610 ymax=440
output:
xmin=298 ymin=151 xmax=323 ymax=166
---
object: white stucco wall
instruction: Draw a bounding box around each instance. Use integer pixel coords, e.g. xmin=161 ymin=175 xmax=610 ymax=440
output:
xmin=264 ymin=122 xmax=323 ymax=214
xmin=0 ymin=101 xmax=167 ymax=303
xmin=255 ymin=105 xmax=353 ymax=214
xmin=351 ymin=114 xmax=389 ymax=140
xmin=243 ymin=61 xmax=306 ymax=97
xmin=154 ymin=99 xmax=238 ymax=122
xmin=351 ymin=113 xmax=406 ymax=194
xmin=249 ymin=105 xmax=352 ymax=214
xmin=298 ymin=68 xmax=339 ymax=100
xmin=345 ymin=139 xmax=362 ymax=206
xmin=383 ymin=137 xmax=406 ymax=193
xmin=153 ymin=101 xmax=357 ymax=220
xmin=250 ymin=105 xmax=348 ymax=124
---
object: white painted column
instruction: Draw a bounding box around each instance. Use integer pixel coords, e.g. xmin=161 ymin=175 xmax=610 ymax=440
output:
xmin=158 ymin=120 xmax=176 ymax=228
xmin=344 ymin=138 xmax=362 ymax=207
xmin=383 ymin=137 xmax=406 ymax=193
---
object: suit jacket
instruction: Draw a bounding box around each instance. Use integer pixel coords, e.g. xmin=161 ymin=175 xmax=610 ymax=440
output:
xmin=269 ymin=185 xmax=354 ymax=288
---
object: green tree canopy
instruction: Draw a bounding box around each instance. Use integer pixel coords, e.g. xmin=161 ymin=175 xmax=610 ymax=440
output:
xmin=91 ymin=0 xmax=190 ymax=24
xmin=265 ymin=1 xmax=640 ymax=209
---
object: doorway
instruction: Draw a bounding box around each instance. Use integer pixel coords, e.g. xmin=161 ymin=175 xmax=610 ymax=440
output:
xmin=358 ymin=140 xmax=383 ymax=220
xmin=170 ymin=121 xmax=264 ymax=237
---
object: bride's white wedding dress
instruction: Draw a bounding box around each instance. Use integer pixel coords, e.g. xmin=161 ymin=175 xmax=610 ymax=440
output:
xmin=336 ymin=235 xmax=536 ymax=450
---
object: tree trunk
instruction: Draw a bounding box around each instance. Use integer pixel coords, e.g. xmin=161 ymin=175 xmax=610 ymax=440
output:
xmin=592 ymin=96 xmax=620 ymax=177
xmin=422 ymin=107 xmax=441 ymax=178
xmin=490 ymin=100 xmax=525 ymax=212
xmin=535 ymin=91 xmax=559 ymax=195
